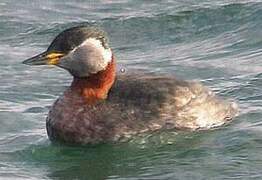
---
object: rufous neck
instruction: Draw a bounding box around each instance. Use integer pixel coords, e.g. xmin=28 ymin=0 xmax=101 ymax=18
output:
xmin=70 ymin=57 xmax=116 ymax=103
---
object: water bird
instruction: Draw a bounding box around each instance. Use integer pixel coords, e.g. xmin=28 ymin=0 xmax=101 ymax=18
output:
xmin=23 ymin=26 xmax=238 ymax=144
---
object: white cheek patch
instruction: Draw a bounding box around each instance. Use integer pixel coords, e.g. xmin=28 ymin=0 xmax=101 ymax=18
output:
xmin=60 ymin=38 xmax=112 ymax=77
xmin=78 ymin=38 xmax=112 ymax=66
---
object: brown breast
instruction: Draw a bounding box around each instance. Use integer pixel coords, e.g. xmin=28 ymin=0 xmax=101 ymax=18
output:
xmin=46 ymin=73 xmax=179 ymax=144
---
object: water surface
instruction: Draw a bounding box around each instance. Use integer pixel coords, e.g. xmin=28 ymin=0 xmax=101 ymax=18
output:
xmin=0 ymin=0 xmax=262 ymax=179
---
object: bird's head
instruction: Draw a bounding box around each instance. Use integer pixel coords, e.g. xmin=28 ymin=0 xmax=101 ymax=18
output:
xmin=23 ymin=26 xmax=113 ymax=78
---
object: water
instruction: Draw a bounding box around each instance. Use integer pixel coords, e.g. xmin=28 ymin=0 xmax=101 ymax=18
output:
xmin=0 ymin=0 xmax=262 ymax=179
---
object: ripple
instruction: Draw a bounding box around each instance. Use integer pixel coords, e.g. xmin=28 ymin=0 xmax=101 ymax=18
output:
xmin=0 ymin=0 xmax=262 ymax=179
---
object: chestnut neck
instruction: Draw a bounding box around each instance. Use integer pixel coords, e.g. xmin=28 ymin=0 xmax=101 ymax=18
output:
xmin=70 ymin=56 xmax=116 ymax=103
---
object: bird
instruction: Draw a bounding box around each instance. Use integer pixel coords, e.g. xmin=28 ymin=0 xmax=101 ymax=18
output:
xmin=23 ymin=26 xmax=238 ymax=144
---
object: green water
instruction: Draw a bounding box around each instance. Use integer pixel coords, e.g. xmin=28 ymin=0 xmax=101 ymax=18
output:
xmin=0 ymin=0 xmax=262 ymax=179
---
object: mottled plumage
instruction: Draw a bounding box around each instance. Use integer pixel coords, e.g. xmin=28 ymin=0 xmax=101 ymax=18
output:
xmin=23 ymin=26 xmax=238 ymax=145
xmin=46 ymin=72 xmax=237 ymax=144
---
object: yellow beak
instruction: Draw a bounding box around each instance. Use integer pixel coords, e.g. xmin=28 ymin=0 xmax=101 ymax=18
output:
xmin=23 ymin=52 xmax=64 ymax=66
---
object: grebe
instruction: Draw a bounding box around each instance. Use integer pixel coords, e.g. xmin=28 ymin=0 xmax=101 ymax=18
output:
xmin=23 ymin=26 xmax=238 ymax=144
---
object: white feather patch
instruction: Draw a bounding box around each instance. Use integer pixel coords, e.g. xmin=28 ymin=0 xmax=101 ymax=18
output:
xmin=60 ymin=38 xmax=113 ymax=77
xmin=79 ymin=38 xmax=112 ymax=65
